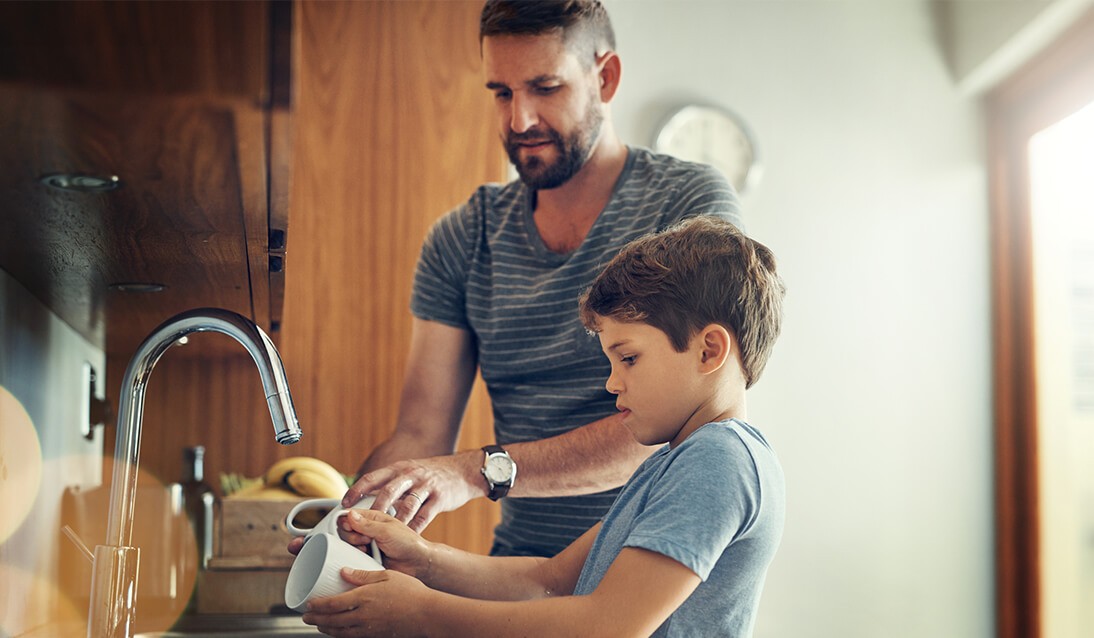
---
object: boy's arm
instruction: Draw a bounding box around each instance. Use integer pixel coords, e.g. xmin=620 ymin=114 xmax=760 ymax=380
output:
xmin=419 ymin=520 xmax=598 ymax=600
xmin=304 ymin=515 xmax=700 ymax=636
xmin=337 ymin=510 xmax=596 ymax=601
xmin=423 ymin=547 xmax=701 ymax=637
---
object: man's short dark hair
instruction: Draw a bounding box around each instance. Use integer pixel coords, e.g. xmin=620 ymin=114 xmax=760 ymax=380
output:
xmin=480 ymin=0 xmax=615 ymax=66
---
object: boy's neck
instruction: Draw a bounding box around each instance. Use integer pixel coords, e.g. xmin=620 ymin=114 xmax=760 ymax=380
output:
xmin=670 ymin=389 xmax=747 ymax=448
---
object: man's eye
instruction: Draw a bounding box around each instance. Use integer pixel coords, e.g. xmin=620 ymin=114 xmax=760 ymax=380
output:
xmin=494 ymin=90 xmax=512 ymax=101
xmin=534 ymin=85 xmax=561 ymax=95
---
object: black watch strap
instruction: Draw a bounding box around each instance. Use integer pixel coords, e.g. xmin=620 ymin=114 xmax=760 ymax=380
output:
xmin=481 ymin=445 xmax=513 ymax=501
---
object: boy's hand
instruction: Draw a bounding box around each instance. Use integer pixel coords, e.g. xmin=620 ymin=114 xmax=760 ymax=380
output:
xmin=301 ymin=568 xmax=432 ymax=637
xmin=339 ymin=508 xmax=434 ymax=580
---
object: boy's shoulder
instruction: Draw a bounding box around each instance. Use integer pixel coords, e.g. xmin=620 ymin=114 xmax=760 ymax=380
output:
xmin=680 ymin=419 xmax=774 ymax=457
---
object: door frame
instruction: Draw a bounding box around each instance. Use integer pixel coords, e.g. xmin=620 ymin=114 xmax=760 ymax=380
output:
xmin=987 ymin=9 xmax=1094 ymax=638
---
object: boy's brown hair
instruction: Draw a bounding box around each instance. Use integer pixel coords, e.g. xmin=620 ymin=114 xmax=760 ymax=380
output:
xmin=579 ymin=216 xmax=785 ymax=388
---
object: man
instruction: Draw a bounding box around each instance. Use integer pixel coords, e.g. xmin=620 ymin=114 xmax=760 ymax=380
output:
xmin=341 ymin=0 xmax=742 ymax=557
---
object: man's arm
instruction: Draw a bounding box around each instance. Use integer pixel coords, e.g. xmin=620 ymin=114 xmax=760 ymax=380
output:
xmin=345 ymin=306 xmax=654 ymax=531
xmin=345 ymin=342 xmax=651 ymax=532
xmin=350 ymin=409 xmax=652 ymax=533
xmin=357 ymin=318 xmax=478 ymax=471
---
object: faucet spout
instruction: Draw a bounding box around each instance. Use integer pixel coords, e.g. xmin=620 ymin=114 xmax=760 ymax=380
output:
xmin=90 ymin=308 xmax=301 ymax=637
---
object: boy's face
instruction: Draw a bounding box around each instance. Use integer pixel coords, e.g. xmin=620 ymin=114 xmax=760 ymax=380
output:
xmin=596 ymin=316 xmax=710 ymax=448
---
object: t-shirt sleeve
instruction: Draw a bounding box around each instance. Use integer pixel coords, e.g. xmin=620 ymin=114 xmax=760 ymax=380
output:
xmin=667 ymin=162 xmax=746 ymax=233
xmin=623 ymin=430 xmax=761 ymax=581
xmin=408 ymin=193 xmax=483 ymax=330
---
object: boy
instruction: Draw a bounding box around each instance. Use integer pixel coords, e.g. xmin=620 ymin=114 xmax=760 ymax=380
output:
xmin=304 ymin=216 xmax=786 ymax=637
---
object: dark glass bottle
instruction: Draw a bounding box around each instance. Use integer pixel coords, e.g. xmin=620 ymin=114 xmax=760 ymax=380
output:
xmin=181 ymin=446 xmax=215 ymax=577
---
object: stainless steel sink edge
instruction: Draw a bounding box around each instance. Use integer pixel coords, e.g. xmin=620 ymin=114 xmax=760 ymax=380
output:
xmin=132 ymin=613 xmax=322 ymax=637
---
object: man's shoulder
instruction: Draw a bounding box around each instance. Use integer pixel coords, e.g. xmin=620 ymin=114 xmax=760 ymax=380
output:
xmin=429 ymin=179 xmax=525 ymax=233
xmin=443 ymin=180 xmax=526 ymax=220
xmin=625 ymin=146 xmax=727 ymax=182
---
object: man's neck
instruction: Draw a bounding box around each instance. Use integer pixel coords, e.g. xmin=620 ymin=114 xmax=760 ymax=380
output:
xmin=532 ymin=130 xmax=628 ymax=253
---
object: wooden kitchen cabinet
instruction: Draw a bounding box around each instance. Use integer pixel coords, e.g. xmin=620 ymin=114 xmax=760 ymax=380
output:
xmin=79 ymin=0 xmax=505 ymax=555
xmin=0 ymin=0 xmax=290 ymax=356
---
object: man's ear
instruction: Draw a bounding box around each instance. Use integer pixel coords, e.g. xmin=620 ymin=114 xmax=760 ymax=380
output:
xmin=596 ymin=51 xmax=621 ymax=102
xmin=697 ymin=324 xmax=732 ymax=373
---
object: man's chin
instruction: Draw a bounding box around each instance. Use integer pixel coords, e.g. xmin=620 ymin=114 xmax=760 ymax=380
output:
xmin=515 ymin=164 xmax=555 ymax=188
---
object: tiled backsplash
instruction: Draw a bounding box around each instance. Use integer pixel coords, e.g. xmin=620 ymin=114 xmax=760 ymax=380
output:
xmin=0 ymin=268 xmax=105 ymax=636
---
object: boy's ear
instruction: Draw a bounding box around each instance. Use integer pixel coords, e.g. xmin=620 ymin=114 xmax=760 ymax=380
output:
xmin=697 ymin=324 xmax=732 ymax=373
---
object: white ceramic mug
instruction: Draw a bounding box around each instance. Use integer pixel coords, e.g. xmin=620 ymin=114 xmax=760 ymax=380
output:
xmin=285 ymin=495 xmax=387 ymax=564
xmin=284 ymin=532 xmax=384 ymax=612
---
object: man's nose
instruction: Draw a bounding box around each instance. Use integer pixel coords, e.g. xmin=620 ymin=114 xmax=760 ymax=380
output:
xmin=509 ymin=93 xmax=538 ymax=133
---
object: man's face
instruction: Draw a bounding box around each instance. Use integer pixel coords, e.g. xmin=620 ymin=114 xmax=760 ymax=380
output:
xmin=482 ymin=33 xmax=604 ymax=190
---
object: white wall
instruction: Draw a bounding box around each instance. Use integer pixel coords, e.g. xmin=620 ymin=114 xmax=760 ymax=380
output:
xmin=605 ymin=1 xmax=992 ymax=636
xmin=0 ymin=268 xmax=104 ymax=635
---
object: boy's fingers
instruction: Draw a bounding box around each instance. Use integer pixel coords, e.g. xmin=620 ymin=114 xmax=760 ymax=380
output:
xmin=341 ymin=566 xmax=383 ymax=585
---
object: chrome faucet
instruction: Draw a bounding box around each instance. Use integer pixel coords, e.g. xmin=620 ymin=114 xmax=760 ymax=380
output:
xmin=86 ymin=308 xmax=302 ymax=637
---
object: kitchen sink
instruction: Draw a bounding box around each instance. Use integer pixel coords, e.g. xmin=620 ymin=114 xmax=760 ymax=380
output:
xmin=133 ymin=613 xmax=321 ymax=637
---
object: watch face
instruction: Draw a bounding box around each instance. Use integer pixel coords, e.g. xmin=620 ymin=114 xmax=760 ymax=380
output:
xmin=654 ymin=105 xmax=758 ymax=193
xmin=484 ymin=455 xmax=514 ymax=483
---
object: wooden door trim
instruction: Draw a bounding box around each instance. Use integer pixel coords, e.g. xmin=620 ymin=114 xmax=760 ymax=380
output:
xmin=987 ymin=8 xmax=1094 ymax=638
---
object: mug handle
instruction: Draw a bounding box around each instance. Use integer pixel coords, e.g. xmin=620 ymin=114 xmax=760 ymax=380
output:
xmin=285 ymin=498 xmax=341 ymax=536
xmin=285 ymin=497 xmax=385 ymax=566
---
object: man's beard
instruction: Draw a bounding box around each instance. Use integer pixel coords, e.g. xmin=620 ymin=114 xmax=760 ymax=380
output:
xmin=504 ymin=101 xmax=603 ymax=190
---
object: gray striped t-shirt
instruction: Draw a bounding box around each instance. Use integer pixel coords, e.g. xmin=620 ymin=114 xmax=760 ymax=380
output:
xmin=410 ymin=146 xmax=743 ymax=557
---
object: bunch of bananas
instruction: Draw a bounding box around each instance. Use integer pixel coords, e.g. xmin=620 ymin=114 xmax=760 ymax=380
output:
xmin=224 ymin=456 xmax=350 ymax=500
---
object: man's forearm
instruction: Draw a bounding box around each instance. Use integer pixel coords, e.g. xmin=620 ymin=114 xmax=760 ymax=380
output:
xmin=350 ymin=411 xmax=653 ymax=519
xmin=357 ymin=429 xmax=449 ymax=477
xmin=500 ymin=413 xmax=653 ymax=498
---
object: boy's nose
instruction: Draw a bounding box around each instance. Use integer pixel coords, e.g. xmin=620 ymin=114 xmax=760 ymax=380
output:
xmin=604 ymin=371 xmax=622 ymax=395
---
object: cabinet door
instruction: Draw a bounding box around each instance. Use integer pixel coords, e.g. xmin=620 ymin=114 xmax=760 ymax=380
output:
xmin=126 ymin=0 xmax=506 ymax=555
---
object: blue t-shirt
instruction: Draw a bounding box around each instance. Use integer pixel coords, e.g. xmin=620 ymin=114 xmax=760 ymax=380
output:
xmin=574 ymin=419 xmax=785 ymax=637
xmin=410 ymin=147 xmax=742 ymax=557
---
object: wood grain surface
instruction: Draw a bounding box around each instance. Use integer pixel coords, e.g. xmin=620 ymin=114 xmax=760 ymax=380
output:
xmin=110 ymin=0 xmax=506 ymax=555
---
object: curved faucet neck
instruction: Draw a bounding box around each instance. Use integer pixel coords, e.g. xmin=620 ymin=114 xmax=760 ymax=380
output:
xmin=103 ymin=308 xmax=301 ymax=548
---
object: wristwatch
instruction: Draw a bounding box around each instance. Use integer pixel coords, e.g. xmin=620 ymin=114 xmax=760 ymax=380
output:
xmin=481 ymin=445 xmax=516 ymax=501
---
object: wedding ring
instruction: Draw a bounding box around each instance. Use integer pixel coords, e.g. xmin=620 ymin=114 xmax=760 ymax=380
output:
xmin=406 ymin=492 xmax=423 ymax=502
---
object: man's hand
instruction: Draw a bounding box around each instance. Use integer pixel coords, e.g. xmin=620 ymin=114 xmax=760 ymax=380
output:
xmin=342 ymin=451 xmax=485 ymax=533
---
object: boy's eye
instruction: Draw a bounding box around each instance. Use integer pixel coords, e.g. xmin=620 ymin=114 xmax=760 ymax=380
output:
xmin=620 ymin=354 xmax=637 ymax=366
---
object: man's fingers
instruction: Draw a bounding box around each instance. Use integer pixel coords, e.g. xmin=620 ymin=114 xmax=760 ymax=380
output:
xmin=408 ymin=499 xmax=439 ymax=533
xmin=343 ymin=467 xmax=395 ymax=507
xmin=393 ymin=490 xmax=428 ymax=524
xmin=372 ymin=476 xmax=416 ymax=514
